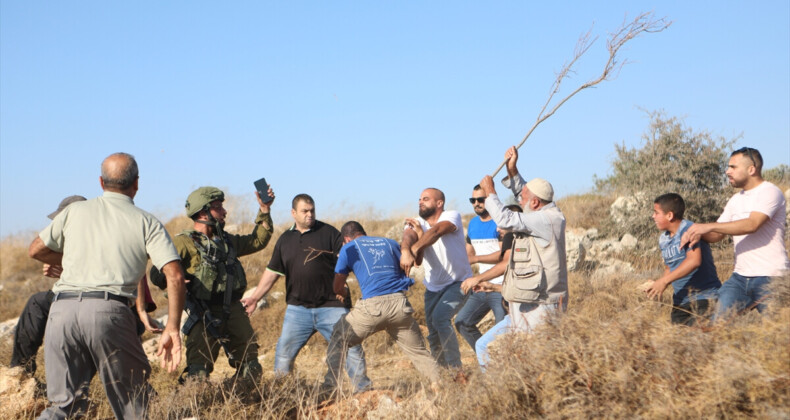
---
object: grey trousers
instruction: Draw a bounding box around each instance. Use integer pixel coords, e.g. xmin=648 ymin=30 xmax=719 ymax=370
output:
xmin=323 ymin=292 xmax=440 ymax=387
xmin=40 ymin=298 xmax=153 ymax=420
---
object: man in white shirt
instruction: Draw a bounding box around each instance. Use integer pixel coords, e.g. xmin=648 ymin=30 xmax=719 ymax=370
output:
xmin=682 ymin=147 xmax=789 ymax=320
xmin=401 ymin=188 xmax=472 ymax=369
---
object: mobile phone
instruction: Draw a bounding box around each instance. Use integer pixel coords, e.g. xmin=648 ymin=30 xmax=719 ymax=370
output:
xmin=254 ymin=177 xmax=274 ymax=204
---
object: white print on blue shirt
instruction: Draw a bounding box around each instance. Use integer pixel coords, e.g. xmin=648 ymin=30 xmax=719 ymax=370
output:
xmin=353 ymin=237 xmax=398 ymax=276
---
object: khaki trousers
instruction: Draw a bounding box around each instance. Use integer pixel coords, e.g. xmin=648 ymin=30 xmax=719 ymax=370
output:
xmin=323 ymin=292 xmax=440 ymax=386
xmin=185 ymin=300 xmax=259 ymax=377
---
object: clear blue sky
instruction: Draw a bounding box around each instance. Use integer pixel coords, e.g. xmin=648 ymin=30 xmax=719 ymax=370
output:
xmin=2 ymin=1 xmax=788 ymax=237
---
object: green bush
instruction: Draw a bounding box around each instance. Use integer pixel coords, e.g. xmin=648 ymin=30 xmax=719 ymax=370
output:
xmin=594 ymin=111 xmax=735 ymax=242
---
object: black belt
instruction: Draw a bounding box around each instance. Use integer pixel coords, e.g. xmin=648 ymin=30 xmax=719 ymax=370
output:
xmin=54 ymin=291 xmax=131 ymax=306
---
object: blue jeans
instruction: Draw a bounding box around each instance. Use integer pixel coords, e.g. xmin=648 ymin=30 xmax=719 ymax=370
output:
xmin=714 ymin=273 xmax=772 ymax=321
xmin=274 ymin=305 xmax=371 ymax=391
xmin=475 ymin=302 xmax=563 ymax=371
xmin=424 ymin=281 xmax=465 ymax=368
xmin=454 ymin=290 xmax=506 ymax=351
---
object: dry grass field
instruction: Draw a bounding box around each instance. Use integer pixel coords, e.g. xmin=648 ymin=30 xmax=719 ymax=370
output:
xmin=1 ymin=192 xmax=788 ymax=419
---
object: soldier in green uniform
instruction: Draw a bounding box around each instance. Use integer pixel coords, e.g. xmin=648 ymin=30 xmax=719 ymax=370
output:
xmin=151 ymin=186 xmax=275 ymax=381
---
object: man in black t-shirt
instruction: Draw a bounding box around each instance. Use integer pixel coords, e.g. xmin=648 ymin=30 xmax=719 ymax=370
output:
xmin=242 ymin=194 xmax=371 ymax=392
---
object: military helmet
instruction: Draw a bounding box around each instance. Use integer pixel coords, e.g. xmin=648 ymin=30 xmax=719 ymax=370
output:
xmin=185 ymin=187 xmax=225 ymax=217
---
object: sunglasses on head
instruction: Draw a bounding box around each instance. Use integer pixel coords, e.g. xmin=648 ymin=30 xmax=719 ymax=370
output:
xmin=735 ymin=146 xmax=757 ymax=166
xmin=469 ymin=197 xmax=486 ymax=204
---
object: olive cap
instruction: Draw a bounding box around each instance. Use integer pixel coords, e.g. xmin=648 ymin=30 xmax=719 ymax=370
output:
xmin=185 ymin=186 xmax=225 ymax=217
xmin=48 ymin=195 xmax=87 ymax=219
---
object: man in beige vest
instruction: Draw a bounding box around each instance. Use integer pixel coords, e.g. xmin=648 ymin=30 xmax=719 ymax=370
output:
xmin=469 ymin=146 xmax=568 ymax=370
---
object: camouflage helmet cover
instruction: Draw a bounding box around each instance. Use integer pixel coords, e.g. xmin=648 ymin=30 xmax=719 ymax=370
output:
xmin=185 ymin=186 xmax=225 ymax=217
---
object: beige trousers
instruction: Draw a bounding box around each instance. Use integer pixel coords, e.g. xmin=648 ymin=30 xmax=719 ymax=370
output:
xmin=323 ymin=292 xmax=440 ymax=386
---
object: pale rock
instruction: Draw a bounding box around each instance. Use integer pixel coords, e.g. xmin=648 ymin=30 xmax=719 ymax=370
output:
xmin=407 ymin=392 xmax=438 ymax=419
xmin=156 ymin=310 xmax=189 ymax=332
xmin=0 ymin=317 xmax=18 ymax=342
xmin=564 ymin=228 xmax=588 ymax=272
xmin=142 ymin=337 xmax=160 ymax=363
xmin=587 ymin=239 xmax=623 ymax=260
xmin=592 ymin=259 xmax=635 ymax=281
xmin=620 ymin=233 xmax=638 ymax=250
xmin=365 ymin=394 xmax=400 ymax=420
xmin=0 ymin=366 xmax=40 ymax=418
xmin=610 ymin=193 xmax=646 ymax=225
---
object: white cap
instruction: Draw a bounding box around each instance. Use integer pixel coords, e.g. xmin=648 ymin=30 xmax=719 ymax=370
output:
xmin=526 ymin=178 xmax=554 ymax=202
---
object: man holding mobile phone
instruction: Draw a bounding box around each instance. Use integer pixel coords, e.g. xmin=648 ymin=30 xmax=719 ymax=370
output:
xmin=150 ymin=185 xmax=275 ymax=382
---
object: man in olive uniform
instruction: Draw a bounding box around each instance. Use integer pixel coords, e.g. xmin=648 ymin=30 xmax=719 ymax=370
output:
xmin=151 ymin=186 xmax=275 ymax=381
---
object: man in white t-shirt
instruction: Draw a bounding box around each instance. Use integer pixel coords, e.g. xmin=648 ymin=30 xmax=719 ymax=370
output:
xmin=682 ymin=147 xmax=789 ymax=320
xmin=401 ymin=188 xmax=472 ymax=369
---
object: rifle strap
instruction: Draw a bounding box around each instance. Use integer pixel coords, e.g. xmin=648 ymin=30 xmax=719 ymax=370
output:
xmin=222 ymin=232 xmax=235 ymax=327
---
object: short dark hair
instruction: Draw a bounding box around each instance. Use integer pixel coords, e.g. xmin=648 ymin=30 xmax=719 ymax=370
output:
xmin=473 ymin=184 xmax=482 ymax=191
xmin=101 ymin=152 xmax=138 ymax=190
xmin=505 ymin=204 xmax=523 ymax=213
xmin=732 ymin=147 xmax=763 ymax=173
xmin=654 ymin=193 xmax=685 ymax=220
xmin=292 ymin=193 xmax=315 ymax=210
xmin=340 ymin=221 xmax=366 ymax=238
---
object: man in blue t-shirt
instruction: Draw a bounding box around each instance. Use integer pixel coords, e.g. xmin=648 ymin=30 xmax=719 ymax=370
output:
xmin=645 ymin=193 xmax=721 ymax=325
xmin=321 ymin=221 xmax=439 ymax=391
xmin=455 ymin=184 xmax=506 ymax=351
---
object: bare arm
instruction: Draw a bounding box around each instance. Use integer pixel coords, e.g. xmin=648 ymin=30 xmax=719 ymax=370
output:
xmin=409 ymin=220 xmax=457 ymax=256
xmin=42 ymin=263 xmax=63 ymax=278
xmin=400 ymin=227 xmax=420 ymax=273
xmin=680 ymin=212 xmax=769 ymax=248
xmin=241 ymin=268 xmax=281 ymax=316
xmin=333 ymin=272 xmax=349 ymax=303
xmin=137 ymin=276 xmax=162 ymax=333
xmin=469 ymin=248 xmax=503 ymax=265
xmin=136 ymin=275 xmax=146 ymax=313
xmin=29 ymin=237 xmax=63 ymax=266
xmin=466 ymin=243 xmax=475 ymax=261
xmin=234 ymin=190 xmax=276 ymax=256
xmin=645 ymin=246 xmax=702 ymax=299
xmin=504 ymin=145 xmax=519 ymax=179
xmin=474 ymin=281 xmax=503 ymax=293
xmin=462 ymin=249 xmax=509 ymax=294
xmin=157 ymin=260 xmax=186 ymax=373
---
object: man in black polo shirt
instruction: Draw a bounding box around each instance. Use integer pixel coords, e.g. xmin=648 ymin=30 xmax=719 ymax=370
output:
xmin=242 ymin=194 xmax=372 ymax=392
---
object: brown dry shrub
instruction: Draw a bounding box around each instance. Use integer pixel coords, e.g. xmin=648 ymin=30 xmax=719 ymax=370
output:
xmin=763 ymin=164 xmax=790 ymax=190
xmin=557 ymin=193 xmax=615 ymax=230
xmin=0 ymin=233 xmax=40 ymax=282
xmin=0 ymin=234 xmax=55 ymax=323
xmin=434 ymin=272 xmax=790 ymax=419
xmin=4 ymin=202 xmax=789 ymax=419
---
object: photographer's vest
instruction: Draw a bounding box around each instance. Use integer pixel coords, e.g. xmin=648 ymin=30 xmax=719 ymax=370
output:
xmin=502 ymin=206 xmax=568 ymax=305
xmin=179 ymin=230 xmax=247 ymax=302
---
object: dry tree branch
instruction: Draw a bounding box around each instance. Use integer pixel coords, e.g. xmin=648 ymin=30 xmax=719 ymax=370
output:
xmin=492 ymin=11 xmax=672 ymax=177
